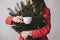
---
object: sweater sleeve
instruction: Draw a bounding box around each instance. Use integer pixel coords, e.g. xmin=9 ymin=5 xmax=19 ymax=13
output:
xmin=5 ymin=16 xmax=13 ymax=25
xmin=32 ymin=7 xmax=51 ymax=38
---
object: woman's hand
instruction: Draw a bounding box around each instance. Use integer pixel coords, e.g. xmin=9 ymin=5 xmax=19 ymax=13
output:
xmin=12 ymin=16 xmax=23 ymax=23
xmin=21 ymin=31 xmax=32 ymax=39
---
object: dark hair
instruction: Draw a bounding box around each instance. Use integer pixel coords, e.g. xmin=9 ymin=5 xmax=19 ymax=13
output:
xmin=32 ymin=0 xmax=46 ymax=7
xmin=32 ymin=0 xmax=47 ymax=14
xmin=42 ymin=0 xmax=47 ymax=7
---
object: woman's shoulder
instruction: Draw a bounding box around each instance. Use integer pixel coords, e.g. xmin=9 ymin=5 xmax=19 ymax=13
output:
xmin=43 ymin=7 xmax=50 ymax=11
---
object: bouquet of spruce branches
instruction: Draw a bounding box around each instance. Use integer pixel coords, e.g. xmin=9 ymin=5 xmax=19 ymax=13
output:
xmin=8 ymin=0 xmax=47 ymax=40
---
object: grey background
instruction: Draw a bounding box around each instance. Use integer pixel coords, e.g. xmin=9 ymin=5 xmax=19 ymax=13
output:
xmin=0 ymin=0 xmax=60 ymax=40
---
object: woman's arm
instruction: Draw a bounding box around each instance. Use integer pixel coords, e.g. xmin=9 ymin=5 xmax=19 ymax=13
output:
xmin=32 ymin=7 xmax=51 ymax=38
xmin=5 ymin=16 xmax=23 ymax=25
xmin=5 ymin=16 xmax=13 ymax=25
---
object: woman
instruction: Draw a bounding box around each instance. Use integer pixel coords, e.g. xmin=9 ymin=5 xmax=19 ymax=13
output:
xmin=5 ymin=0 xmax=51 ymax=40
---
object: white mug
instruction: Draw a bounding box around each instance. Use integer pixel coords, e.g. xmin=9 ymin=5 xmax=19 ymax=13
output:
xmin=23 ymin=17 xmax=32 ymax=24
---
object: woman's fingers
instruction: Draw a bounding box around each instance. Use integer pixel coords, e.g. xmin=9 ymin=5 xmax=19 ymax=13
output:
xmin=12 ymin=16 xmax=23 ymax=23
xmin=17 ymin=16 xmax=23 ymax=23
xmin=17 ymin=16 xmax=23 ymax=20
xmin=21 ymin=31 xmax=30 ymax=39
